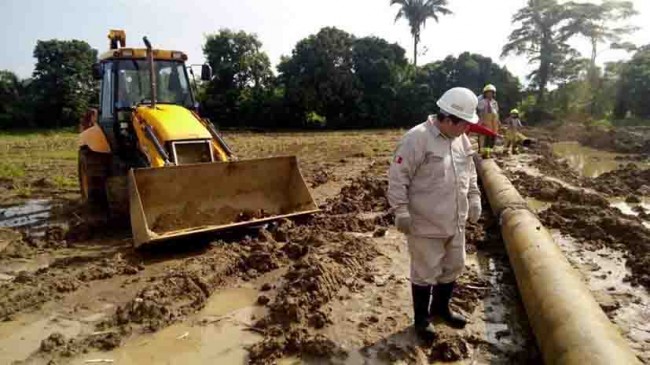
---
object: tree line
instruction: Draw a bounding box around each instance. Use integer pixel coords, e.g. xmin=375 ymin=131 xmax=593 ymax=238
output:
xmin=0 ymin=0 xmax=646 ymax=130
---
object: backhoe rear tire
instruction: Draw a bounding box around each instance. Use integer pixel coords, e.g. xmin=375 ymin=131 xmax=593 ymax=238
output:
xmin=78 ymin=147 xmax=110 ymax=207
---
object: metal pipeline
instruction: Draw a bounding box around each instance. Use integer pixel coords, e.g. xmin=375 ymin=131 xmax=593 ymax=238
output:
xmin=475 ymin=158 xmax=641 ymax=365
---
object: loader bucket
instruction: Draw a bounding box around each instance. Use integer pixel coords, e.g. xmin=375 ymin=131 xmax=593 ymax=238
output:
xmin=128 ymin=156 xmax=319 ymax=247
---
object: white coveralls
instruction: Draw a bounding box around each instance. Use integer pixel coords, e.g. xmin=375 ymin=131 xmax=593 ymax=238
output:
xmin=387 ymin=119 xmax=480 ymax=286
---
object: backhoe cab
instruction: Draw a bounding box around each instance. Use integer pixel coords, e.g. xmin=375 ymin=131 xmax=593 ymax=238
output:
xmin=78 ymin=30 xmax=317 ymax=247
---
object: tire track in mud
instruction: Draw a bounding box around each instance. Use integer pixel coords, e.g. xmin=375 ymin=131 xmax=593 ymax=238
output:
xmin=247 ymin=163 xmax=393 ymax=363
xmin=0 ymin=250 xmax=143 ymax=320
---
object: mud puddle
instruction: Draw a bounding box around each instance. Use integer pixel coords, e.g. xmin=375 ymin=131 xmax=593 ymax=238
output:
xmin=525 ymin=197 xmax=550 ymax=212
xmin=474 ymin=252 xmax=532 ymax=359
xmin=551 ymin=231 xmax=650 ymax=362
xmin=0 ymin=253 xmax=56 ymax=279
xmin=552 ymin=141 xmax=649 ymax=177
xmin=610 ymin=198 xmax=650 ymax=229
xmin=0 ymin=199 xmax=51 ymax=229
xmin=73 ymin=285 xmax=264 ymax=365
xmin=0 ymin=313 xmax=84 ymax=364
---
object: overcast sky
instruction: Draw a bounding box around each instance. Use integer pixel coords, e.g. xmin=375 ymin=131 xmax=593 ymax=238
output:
xmin=1 ymin=0 xmax=648 ymax=84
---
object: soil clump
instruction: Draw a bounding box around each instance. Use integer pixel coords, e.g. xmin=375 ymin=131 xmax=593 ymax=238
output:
xmin=539 ymin=203 xmax=650 ymax=289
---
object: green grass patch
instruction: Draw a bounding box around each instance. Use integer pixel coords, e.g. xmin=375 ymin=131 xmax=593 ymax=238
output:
xmin=12 ymin=183 xmax=32 ymax=198
xmin=52 ymin=175 xmax=77 ymax=189
xmin=0 ymin=163 xmax=25 ymax=179
xmin=611 ymin=118 xmax=650 ymax=127
xmin=35 ymin=149 xmax=78 ymax=160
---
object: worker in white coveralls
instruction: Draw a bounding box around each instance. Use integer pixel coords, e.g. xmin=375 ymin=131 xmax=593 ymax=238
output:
xmin=387 ymin=87 xmax=482 ymax=341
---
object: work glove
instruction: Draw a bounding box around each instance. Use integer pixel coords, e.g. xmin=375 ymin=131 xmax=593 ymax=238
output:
xmin=394 ymin=206 xmax=411 ymax=235
xmin=468 ymin=195 xmax=482 ymax=224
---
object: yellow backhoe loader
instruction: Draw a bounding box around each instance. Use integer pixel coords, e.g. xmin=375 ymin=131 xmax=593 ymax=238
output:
xmin=78 ymin=30 xmax=318 ymax=247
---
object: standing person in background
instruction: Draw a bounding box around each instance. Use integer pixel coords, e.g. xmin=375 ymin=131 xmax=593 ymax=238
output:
xmin=503 ymin=108 xmax=524 ymax=154
xmin=477 ymin=84 xmax=500 ymax=159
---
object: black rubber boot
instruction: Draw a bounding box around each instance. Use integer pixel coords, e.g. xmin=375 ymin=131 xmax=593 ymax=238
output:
xmin=430 ymin=282 xmax=467 ymax=329
xmin=411 ymin=283 xmax=435 ymax=341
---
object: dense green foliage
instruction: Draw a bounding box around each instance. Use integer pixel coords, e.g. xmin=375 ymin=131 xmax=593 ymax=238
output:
xmin=0 ymin=0 xmax=645 ymax=130
xmin=202 ymin=27 xmax=521 ymax=128
xmin=614 ymin=45 xmax=650 ymax=119
xmin=202 ymin=29 xmax=275 ymax=128
xmin=502 ymin=0 xmax=640 ymax=123
xmin=0 ymin=70 xmax=30 ymax=129
xmin=0 ymin=40 xmax=97 ymax=129
xmin=31 ymin=40 xmax=98 ymax=128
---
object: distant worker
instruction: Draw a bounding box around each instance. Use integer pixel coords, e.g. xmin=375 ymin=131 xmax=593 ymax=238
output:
xmin=79 ymin=108 xmax=97 ymax=132
xmin=477 ymin=84 xmax=500 ymax=158
xmin=503 ymin=109 xmax=524 ymax=154
xmin=388 ymin=87 xmax=485 ymax=342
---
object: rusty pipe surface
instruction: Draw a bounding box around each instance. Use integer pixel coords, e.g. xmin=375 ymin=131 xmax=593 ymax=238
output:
xmin=475 ymin=158 xmax=641 ymax=365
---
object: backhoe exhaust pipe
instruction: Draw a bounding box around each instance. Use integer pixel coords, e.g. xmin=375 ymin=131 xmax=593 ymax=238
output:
xmin=143 ymin=36 xmax=157 ymax=109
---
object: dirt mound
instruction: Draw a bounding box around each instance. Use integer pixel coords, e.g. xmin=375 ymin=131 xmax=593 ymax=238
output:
xmin=309 ymin=168 xmax=332 ymax=188
xmin=590 ymin=164 xmax=650 ymax=196
xmin=105 ymin=245 xmax=242 ymax=332
xmin=74 ymin=254 xmax=143 ymax=281
xmin=0 ymin=273 xmax=81 ymax=320
xmin=306 ymin=170 xmax=392 ymax=233
xmin=453 ymin=271 xmax=490 ymax=315
xmin=522 ymin=133 xmax=649 ymax=198
xmin=238 ymin=236 xmax=286 ymax=280
xmin=325 ymin=173 xmax=388 ymax=214
xmin=152 ymin=202 xmax=271 ymax=233
xmin=540 ymin=203 xmax=650 ymax=289
xmin=0 ymin=225 xmax=75 ymax=259
xmin=0 ymin=253 xmax=142 ymax=320
xmin=39 ymin=331 xmax=121 ymax=358
xmin=248 ymin=330 xmax=346 ymax=365
xmin=311 ymin=213 xmax=377 ymax=233
xmin=508 ymin=171 xmax=609 ymax=207
xmin=530 ymin=155 xmax=585 ymax=187
xmin=578 ymin=126 xmax=650 ymax=155
xmin=374 ymin=343 xmax=420 ymax=363
xmin=429 ymin=333 xmax=470 ymax=362
xmin=0 ymin=228 xmax=34 ymax=258
xmin=249 ymin=230 xmax=379 ymax=363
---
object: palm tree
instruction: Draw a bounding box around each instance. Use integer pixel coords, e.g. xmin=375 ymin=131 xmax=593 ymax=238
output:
xmin=390 ymin=0 xmax=452 ymax=67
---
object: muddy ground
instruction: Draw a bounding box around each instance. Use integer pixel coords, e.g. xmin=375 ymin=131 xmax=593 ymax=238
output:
xmin=0 ymin=127 xmax=648 ymax=364
xmin=0 ymin=130 xmax=543 ymax=364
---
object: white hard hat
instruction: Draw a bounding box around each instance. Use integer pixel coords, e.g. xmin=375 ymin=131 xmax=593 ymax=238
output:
xmin=483 ymin=84 xmax=497 ymax=93
xmin=436 ymin=87 xmax=479 ymax=124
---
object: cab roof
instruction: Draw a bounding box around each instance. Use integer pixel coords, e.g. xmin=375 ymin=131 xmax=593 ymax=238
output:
xmin=99 ymin=48 xmax=188 ymax=62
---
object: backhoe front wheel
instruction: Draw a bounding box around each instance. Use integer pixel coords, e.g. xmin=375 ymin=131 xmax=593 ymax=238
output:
xmin=78 ymin=147 xmax=110 ymax=207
